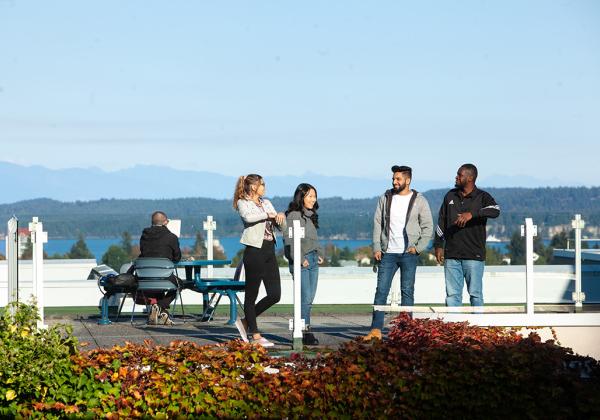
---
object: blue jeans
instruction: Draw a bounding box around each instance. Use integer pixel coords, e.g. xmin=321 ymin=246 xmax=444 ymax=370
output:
xmin=289 ymin=251 xmax=319 ymax=327
xmin=371 ymin=252 xmax=418 ymax=330
xmin=444 ymin=259 xmax=485 ymax=306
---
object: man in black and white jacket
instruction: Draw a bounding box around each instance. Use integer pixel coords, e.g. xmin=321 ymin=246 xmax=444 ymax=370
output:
xmin=434 ymin=163 xmax=500 ymax=307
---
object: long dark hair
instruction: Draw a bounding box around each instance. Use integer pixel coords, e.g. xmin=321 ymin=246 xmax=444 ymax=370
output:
xmin=285 ymin=183 xmax=319 ymax=228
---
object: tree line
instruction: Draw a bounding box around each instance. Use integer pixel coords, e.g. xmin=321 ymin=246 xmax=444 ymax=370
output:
xmin=1 ymin=187 xmax=598 ymax=240
xmin=1 ymin=185 xmax=599 ymax=256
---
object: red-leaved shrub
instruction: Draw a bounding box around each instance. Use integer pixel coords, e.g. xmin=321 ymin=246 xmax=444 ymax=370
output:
xmin=19 ymin=314 xmax=600 ymax=418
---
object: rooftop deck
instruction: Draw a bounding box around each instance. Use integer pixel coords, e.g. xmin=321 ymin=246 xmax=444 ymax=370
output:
xmin=47 ymin=306 xmax=600 ymax=360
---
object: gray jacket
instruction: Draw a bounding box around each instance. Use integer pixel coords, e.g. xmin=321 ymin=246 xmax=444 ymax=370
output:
xmin=237 ymin=198 xmax=282 ymax=248
xmin=373 ymin=190 xmax=433 ymax=254
xmin=284 ymin=210 xmax=323 ymax=261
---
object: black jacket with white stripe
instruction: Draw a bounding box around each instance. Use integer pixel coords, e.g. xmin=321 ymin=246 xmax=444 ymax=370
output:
xmin=433 ymin=187 xmax=500 ymax=261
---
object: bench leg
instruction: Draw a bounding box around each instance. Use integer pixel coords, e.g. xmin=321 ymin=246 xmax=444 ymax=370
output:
xmin=130 ymin=291 xmax=140 ymax=325
xmin=98 ymin=296 xmax=112 ymax=325
xmin=178 ymin=291 xmax=186 ymax=322
xmin=201 ymin=294 xmax=221 ymax=322
xmin=236 ymin=295 xmax=245 ymax=317
xmin=226 ymin=290 xmax=237 ymax=325
xmin=172 ymin=290 xmax=186 ymax=323
xmin=115 ymin=294 xmax=127 ymax=322
xmin=202 ymin=292 xmax=210 ymax=315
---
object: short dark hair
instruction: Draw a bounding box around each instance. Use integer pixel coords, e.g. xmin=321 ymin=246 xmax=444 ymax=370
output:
xmin=391 ymin=165 xmax=412 ymax=179
xmin=151 ymin=211 xmax=168 ymax=225
xmin=460 ymin=163 xmax=478 ymax=181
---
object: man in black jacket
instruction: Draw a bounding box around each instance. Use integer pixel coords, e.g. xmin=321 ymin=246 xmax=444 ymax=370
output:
xmin=138 ymin=210 xmax=182 ymax=325
xmin=434 ymin=164 xmax=500 ymax=307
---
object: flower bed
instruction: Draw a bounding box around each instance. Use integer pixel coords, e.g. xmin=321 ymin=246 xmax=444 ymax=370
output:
xmin=2 ymin=304 xmax=599 ymax=418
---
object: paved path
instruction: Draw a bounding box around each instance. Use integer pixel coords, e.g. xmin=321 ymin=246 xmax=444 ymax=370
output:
xmin=44 ymin=310 xmax=600 ymax=360
xmin=47 ymin=313 xmax=373 ymax=351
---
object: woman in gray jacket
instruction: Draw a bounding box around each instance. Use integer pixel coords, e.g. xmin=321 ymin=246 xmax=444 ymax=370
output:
xmin=233 ymin=174 xmax=285 ymax=347
xmin=284 ymin=183 xmax=324 ymax=345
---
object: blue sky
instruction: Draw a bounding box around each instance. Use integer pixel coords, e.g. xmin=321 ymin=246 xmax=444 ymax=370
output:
xmin=1 ymin=1 xmax=599 ymax=186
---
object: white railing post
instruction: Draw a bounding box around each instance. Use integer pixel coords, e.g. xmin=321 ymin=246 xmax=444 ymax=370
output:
xmin=203 ymin=215 xmax=216 ymax=278
xmin=6 ymin=216 xmax=19 ymax=312
xmin=289 ymin=220 xmax=305 ymax=351
xmin=29 ymin=217 xmax=48 ymax=328
xmin=521 ymin=218 xmax=537 ymax=316
xmin=571 ymin=214 xmax=585 ymax=311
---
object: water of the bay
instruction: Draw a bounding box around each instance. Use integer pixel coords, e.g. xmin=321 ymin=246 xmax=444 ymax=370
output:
xmin=45 ymin=237 xmax=373 ymax=261
xmin=45 ymin=237 xmax=600 ymax=262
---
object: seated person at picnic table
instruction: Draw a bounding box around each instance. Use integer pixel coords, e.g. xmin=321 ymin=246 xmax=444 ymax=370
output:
xmin=137 ymin=210 xmax=182 ymax=326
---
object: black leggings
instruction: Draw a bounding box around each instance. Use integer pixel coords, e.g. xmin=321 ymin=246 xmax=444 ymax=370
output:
xmin=243 ymin=240 xmax=281 ymax=334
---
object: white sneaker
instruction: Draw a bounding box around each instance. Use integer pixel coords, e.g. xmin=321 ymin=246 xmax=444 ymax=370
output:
xmin=251 ymin=337 xmax=274 ymax=347
xmin=159 ymin=310 xmax=175 ymax=326
xmin=148 ymin=304 xmax=160 ymax=325
xmin=235 ymin=317 xmax=249 ymax=343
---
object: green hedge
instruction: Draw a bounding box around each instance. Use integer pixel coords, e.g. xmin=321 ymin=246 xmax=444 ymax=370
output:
xmin=0 ymin=302 xmax=79 ymax=417
xmin=2 ymin=303 xmax=599 ymax=418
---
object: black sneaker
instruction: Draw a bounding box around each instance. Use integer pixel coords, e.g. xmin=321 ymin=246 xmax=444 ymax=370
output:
xmin=302 ymin=332 xmax=319 ymax=346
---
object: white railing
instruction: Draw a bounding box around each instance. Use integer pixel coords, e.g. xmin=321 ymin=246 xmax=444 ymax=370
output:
xmin=289 ymin=219 xmax=304 ymax=350
xmin=3 ymin=216 xmax=599 ymax=329
xmin=375 ymin=215 xmax=600 ymax=327
xmin=6 ymin=216 xmax=18 ymax=311
xmin=572 ymin=214 xmax=586 ymax=309
xmin=523 ymin=217 xmax=536 ymax=315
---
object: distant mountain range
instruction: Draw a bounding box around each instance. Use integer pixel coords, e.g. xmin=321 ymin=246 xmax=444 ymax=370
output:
xmin=0 ymin=161 xmax=587 ymax=203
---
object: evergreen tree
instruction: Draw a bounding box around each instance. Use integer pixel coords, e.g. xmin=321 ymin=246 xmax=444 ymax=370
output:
xmin=507 ymin=231 xmax=526 ymax=265
xmin=101 ymin=245 xmax=130 ymax=271
xmin=321 ymin=243 xmax=342 ymax=267
xmin=543 ymin=230 xmax=589 ymax=264
xmin=485 ymin=246 xmax=505 ymax=265
xmin=550 ymin=231 xmax=569 ymax=249
xmin=67 ymin=234 xmax=94 ymax=259
xmin=192 ymin=232 xmax=207 ymax=259
xmin=121 ymin=231 xmax=133 ymax=257
xmin=339 ymin=246 xmax=354 ymax=260
xmin=507 ymin=230 xmax=546 ymax=265
xmin=329 ymin=252 xmax=341 ymax=267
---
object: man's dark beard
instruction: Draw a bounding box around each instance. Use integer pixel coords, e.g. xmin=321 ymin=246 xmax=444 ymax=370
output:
xmin=392 ymin=182 xmax=406 ymax=193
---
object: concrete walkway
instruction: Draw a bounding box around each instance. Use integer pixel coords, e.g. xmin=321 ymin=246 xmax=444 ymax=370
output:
xmin=46 ymin=310 xmax=600 ymax=360
xmin=47 ymin=313 xmax=373 ymax=351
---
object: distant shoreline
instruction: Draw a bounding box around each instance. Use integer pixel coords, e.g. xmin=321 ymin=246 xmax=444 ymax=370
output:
xmin=44 ymin=237 xmax=374 ymax=261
